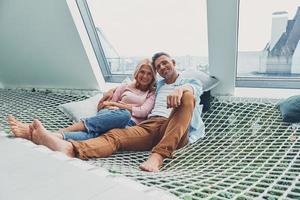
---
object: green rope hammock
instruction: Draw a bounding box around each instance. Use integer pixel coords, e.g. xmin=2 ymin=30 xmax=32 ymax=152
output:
xmin=1 ymin=89 xmax=299 ymax=200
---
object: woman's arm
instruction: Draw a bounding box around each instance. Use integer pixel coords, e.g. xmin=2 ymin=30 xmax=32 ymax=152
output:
xmin=131 ymin=92 xmax=156 ymax=118
xmin=102 ymin=91 xmax=155 ymax=118
xmin=97 ymin=88 xmax=116 ymax=111
xmin=97 ymin=84 xmax=128 ymax=111
xmin=102 ymin=101 xmax=133 ymax=112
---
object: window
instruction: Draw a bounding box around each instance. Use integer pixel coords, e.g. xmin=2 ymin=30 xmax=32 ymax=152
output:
xmin=237 ymin=0 xmax=300 ymax=88
xmin=76 ymin=0 xmax=208 ymax=82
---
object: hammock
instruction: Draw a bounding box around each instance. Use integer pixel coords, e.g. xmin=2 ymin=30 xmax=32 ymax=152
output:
xmin=1 ymin=89 xmax=299 ymax=200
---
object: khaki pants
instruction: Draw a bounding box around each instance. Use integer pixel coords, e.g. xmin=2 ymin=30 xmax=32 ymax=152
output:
xmin=70 ymin=92 xmax=195 ymax=160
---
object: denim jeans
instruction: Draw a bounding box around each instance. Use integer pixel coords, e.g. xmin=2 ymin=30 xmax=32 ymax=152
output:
xmin=63 ymin=109 xmax=135 ymax=141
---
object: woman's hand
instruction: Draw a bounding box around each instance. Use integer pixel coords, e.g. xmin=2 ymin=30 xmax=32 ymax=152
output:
xmin=97 ymin=88 xmax=116 ymax=111
xmin=101 ymin=101 xmax=119 ymax=110
xmin=101 ymin=101 xmax=132 ymax=112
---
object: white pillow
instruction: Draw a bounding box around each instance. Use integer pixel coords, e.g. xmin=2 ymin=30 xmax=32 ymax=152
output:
xmin=58 ymin=93 xmax=103 ymax=122
xmin=181 ymin=70 xmax=219 ymax=92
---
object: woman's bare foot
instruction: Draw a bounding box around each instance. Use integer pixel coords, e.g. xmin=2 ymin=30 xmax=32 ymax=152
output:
xmin=30 ymin=119 xmax=75 ymax=157
xmin=7 ymin=115 xmax=31 ymax=140
xmin=139 ymin=153 xmax=164 ymax=172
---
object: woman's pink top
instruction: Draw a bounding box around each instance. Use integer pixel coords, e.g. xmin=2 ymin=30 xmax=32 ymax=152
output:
xmin=111 ymin=83 xmax=155 ymax=124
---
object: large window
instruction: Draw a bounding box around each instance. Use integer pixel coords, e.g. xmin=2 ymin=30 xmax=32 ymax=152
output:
xmin=76 ymin=0 xmax=208 ymax=82
xmin=237 ymin=0 xmax=300 ymax=88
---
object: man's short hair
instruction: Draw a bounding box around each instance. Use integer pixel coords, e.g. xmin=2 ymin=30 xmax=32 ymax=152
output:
xmin=151 ymin=52 xmax=171 ymax=67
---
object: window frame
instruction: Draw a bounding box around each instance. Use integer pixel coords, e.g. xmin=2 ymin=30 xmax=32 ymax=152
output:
xmin=76 ymin=0 xmax=129 ymax=82
xmin=236 ymin=0 xmax=300 ymax=89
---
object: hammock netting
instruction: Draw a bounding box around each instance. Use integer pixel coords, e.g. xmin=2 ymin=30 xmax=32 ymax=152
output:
xmin=1 ymin=89 xmax=299 ymax=200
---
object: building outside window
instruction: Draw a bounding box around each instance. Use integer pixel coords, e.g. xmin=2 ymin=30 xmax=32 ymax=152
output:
xmin=237 ymin=0 xmax=300 ymax=88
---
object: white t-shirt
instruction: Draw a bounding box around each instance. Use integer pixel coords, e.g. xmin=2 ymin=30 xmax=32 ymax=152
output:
xmin=148 ymin=83 xmax=177 ymax=118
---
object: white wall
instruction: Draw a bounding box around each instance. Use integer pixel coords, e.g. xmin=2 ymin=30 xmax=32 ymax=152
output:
xmin=207 ymin=0 xmax=239 ymax=95
xmin=0 ymin=0 xmax=104 ymax=90
xmin=270 ymin=12 xmax=288 ymax=51
xmin=292 ymin=39 xmax=300 ymax=74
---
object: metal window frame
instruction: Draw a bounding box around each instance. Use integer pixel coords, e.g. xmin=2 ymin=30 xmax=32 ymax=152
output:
xmin=235 ymin=0 xmax=300 ymax=89
xmin=75 ymin=0 xmax=129 ymax=82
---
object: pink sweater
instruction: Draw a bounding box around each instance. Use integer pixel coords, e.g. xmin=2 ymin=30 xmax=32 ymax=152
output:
xmin=111 ymin=83 xmax=155 ymax=124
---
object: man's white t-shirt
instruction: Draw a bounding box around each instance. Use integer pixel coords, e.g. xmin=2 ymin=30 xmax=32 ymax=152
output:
xmin=148 ymin=83 xmax=177 ymax=118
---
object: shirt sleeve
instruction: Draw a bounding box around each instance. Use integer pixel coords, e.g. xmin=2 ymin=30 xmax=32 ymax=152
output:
xmin=131 ymin=91 xmax=156 ymax=118
xmin=184 ymin=79 xmax=203 ymax=103
xmin=111 ymin=83 xmax=127 ymax=102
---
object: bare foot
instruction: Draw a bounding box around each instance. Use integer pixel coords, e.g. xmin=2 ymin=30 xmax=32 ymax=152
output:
xmin=7 ymin=115 xmax=31 ymax=140
xmin=139 ymin=153 xmax=164 ymax=172
xmin=30 ymin=119 xmax=75 ymax=157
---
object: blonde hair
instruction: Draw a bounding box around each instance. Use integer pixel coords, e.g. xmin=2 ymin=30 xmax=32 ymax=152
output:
xmin=133 ymin=59 xmax=156 ymax=92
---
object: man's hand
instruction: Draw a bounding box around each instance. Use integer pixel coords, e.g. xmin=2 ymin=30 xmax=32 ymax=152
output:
xmin=167 ymin=87 xmax=184 ymax=108
xmin=97 ymin=89 xmax=115 ymax=111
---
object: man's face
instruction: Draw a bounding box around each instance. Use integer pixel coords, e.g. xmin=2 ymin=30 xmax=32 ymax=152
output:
xmin=154 ymin=55 xmax=176 ymax=80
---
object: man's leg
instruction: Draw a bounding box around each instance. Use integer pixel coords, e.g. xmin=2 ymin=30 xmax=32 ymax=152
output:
xmin=69 ymin=118 xmax=165 ymax=160
xmin=140 ymin=92 xmax=194 ymax=171
xmin=29 ymin=119 xmax=75 ymax=157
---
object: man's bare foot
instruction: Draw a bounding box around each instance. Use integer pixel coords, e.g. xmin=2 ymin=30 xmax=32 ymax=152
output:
xmin=139 ymin=153 xmax=164 ymax=172
xmin=30 ymin=119 xmax=75 ymax=157
xmin=7 ymin=115 xmax=31 ymax=140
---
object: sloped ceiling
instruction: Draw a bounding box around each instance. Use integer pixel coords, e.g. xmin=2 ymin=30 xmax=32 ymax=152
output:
xmin=0 ymin=0 xmax=102 ymax=90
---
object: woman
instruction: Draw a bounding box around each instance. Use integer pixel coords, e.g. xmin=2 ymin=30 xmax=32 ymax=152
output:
xmin=7 ymin=59 xmax=156 ymax=141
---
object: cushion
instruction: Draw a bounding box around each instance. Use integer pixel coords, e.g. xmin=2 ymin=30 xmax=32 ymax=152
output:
xmin=181 ymin=70 xmax=219 ymax=112
xmin=278 ymin=95 xmax=300 ymax=123
xmin=58 ymin=93 xmax=103 ymax=122
xmin=181 ymin=70 xmax=219 ymax=92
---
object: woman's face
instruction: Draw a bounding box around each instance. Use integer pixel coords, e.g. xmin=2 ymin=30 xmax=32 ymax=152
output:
xmin=135 ymin=65 xmax=154 ymax=88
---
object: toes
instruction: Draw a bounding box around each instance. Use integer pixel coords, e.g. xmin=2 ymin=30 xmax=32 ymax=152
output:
xmin=8 ymin=121 xmax=17 ymax=127
xmin=32 ymin=120 xmax=38 ymax=129
xmin=29 ymin=124 xmax=33 ymax=132
xmin=7 ymin=115 xmax=16 ymax=123
xmin=139 ymin=163 xmax=158 ymax=172
xmin=32 ymin=119 xmax=42 ymax=129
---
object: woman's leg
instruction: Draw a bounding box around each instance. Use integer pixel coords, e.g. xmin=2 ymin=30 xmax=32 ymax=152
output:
xmin=62 ymin=131 xmax=96 ymax=141
xmin=83 ymin=109 xmax=131 ymax=136
xmin=6 ymin=115 xmax=31 ymax=139
xmin=58 ymin=121 xmax=85 ymax=133
xmin=60 ymin=109 xmax=131 ymax=141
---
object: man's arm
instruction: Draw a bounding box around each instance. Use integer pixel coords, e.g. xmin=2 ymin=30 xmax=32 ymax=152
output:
xmin=167 ymin=84 xmax=193 ymax=108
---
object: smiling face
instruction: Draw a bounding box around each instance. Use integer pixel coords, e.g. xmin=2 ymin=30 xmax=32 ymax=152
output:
xmin=135 ymin=64 xmax=155 ymax=89
xmin=153 ymin=55 xmax=177 ymax=81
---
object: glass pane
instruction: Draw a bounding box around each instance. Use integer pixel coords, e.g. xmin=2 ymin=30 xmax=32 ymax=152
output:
xmin=238 ymin=1 xmax=300 ymax=79
xmin=86 ymin=0 xmax=208 ymax=75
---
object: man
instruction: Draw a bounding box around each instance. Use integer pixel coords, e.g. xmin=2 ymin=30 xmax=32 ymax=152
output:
xmin=11 ymin=52 xmax=205 ymax=172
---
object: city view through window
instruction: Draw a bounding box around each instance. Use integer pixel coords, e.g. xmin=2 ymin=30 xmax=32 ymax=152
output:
xmin=86 ymin=0 xmax=208 ymax=75
xmin=238 ymin=0 xmax=300 ymax=79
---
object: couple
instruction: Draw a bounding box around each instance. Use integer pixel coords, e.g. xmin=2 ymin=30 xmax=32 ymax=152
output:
xmin=7 ymin=52 xmax=205 ymax=172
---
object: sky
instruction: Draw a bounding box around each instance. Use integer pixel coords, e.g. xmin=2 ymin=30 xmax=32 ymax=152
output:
xmin=87 ymin=0 xmax=207 ymax=57
xmin=239 ymin=0 xmax=300 ymax=51
xmin=87 ymin=0 xmax=300 ymax=56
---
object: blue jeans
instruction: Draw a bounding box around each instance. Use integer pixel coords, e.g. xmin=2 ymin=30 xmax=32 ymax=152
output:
xmin=63 ymin=109 xmax=135 ymax=141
